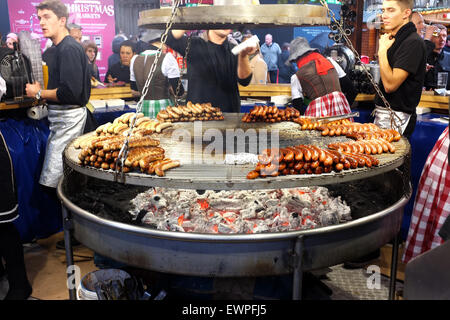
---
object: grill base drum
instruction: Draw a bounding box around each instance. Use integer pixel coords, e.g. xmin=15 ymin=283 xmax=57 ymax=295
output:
xmin=58 ymin=168 xmax=410 ymax=276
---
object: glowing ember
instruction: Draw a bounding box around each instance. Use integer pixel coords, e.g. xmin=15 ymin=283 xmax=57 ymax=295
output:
xmin=129 ymin=187 xmax=352 ymax=234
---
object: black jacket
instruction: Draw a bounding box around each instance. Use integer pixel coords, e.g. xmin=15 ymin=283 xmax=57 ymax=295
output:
xmin=424 ymin=40 xmax=450 ymax=90
xmin=0 ymin=131 xmax=18 ymax=223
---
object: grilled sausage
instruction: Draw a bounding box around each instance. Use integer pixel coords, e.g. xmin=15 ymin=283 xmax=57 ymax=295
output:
xmin=155 ymin=160 xmax=180 ymax=177
xmin=247 ymin=170 xmax=259 ymax=179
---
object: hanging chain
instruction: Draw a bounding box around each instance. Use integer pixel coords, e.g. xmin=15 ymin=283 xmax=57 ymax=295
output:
xmin=173 ymin=32 xmax=193 ymax=105
xmin=114 ymin=0 xmax=183 ymax=181
xmin=318 ymin=0 xmax=402 ymax=131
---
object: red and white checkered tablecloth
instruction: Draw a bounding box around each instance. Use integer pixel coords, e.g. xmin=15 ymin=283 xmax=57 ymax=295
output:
xmin=403 ymin=126 xmax=450 ymax=264
xmin=304 ymin=91 xmax=352 ymax=118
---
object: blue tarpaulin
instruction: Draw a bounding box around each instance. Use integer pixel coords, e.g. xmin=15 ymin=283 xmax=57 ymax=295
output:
xmin=0 ymin=116 xmax=62 ymax=242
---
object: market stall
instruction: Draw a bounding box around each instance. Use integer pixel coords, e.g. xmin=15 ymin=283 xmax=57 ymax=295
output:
xmin=47 ymin=2 xmax=425 ymax=301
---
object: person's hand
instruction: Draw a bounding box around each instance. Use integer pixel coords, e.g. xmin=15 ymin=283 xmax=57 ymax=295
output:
xmin=107 ymin=74 xmax=117 ymax=83
xmin=25 ymin=82 xmax=41 ymax=98
xmin=378 ymin=33 xmax=395 ymax=54
xmin=239 ymin=45 xmax=257 ymax=58
xmin=424 ymin=24 xmax=439 ymax=41
xmin=426 ymin=63 xmax=434 ymax=72
xmin=131 ymin=89 xmax=141 ymax=98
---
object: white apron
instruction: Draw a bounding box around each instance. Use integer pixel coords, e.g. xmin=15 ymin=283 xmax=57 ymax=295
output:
xmin=373 ymin=105 xmax=411 ymax=134
xmin=39 ymin=105 xmax=87 ymax=188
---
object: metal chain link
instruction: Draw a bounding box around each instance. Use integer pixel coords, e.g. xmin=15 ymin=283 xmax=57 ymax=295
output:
xmin=318 ymin=0 xmax=402 ymax=131
xmin=173 ymin=32 xmax=193 ymax=105
xmin=114 ymin=0 xmax=183 ymax=182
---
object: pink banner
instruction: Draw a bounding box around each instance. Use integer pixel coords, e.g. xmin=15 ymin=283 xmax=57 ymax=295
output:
xmin=7 ymin=0 xmax=116 ymax=79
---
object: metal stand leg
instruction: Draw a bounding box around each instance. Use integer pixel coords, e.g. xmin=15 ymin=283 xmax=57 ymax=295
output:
xmin=292 ymin=236 xmax=304 ymax=300
xmin=388 ymin=232 xmax=400 ymax=300
xmin=62 ymin=205 xmax=76 ymax=300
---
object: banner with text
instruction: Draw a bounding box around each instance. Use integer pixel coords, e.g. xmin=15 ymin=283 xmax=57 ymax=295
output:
xmin=7 ymin=0 xmax=115 ymax=79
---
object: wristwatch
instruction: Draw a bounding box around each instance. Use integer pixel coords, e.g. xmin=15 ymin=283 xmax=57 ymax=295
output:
xmin=35 ymin=89 xmax=42 ymax=100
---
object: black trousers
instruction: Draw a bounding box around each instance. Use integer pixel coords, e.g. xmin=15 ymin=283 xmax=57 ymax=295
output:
xmin=403 ymin=113 xmax=417 ymax=140
xmin=0 ymin=222 xmax=31 ymax=298
xmin=268 ymin=70 xmax=278 ymax=84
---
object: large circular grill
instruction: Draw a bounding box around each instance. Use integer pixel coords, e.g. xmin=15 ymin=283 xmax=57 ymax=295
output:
xmin=63 ymin=114 xmax=410 ymax=190
xmin=59 ymin=114 xmax=412 ymax=277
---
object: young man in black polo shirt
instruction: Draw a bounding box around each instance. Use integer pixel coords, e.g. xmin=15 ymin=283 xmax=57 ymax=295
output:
xmin=345 ymin=0 xmax=426 ymax=269
xmin=374 ymin=0 xmax=426 ymax=139
xmin=25 ymin=0 xmax=91 ymax=189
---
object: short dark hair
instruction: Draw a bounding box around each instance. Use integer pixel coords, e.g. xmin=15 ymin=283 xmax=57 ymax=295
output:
xmin=393 ymin=0 xmax=414 ymax=10
xmin=120 ymin=40 xmax=135 ymax=53
xmin=432 ymin=23 xmax=446 ymax=32
xmin=36 ymin=0 xmax=68 ymax=20
xmin=67 ymin=23 xmax=82 ymax=31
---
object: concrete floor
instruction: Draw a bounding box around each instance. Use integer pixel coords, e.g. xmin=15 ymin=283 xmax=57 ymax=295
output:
xmin=0 ymin=232 xmax=97 ymax=300
xmin=0 ymin=232 xmax=403 ymax=300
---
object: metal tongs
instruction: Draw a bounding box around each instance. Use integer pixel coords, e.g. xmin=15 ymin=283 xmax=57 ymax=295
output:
xmin=305 ymin=111 xmax=359 ymax=124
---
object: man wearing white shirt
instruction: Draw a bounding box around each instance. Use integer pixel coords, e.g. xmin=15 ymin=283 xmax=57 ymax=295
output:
xmin=130 ymin=30 xmax=184 ymax=118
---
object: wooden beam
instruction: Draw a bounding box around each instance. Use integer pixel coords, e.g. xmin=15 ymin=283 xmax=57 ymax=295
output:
xmin=354 ymin=0 xmax=364 ymax=54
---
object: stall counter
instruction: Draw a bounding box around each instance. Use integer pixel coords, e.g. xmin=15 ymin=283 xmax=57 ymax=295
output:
xmin=355 ymin=91 xmax=449 ymax=111
xmin=238 ymin=84 xmax=449 ymax=112
xmin=90 ymin=84 xmax=133 ymax=100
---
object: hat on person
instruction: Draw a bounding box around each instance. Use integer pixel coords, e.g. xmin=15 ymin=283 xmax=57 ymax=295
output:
xmin=141 ymin=29 xmax=164 ymax=43
xmin=286 ymin=36 xmax=318 ymax=66
xmin=6 ymin=33 xmax=18 ymax=42
xmin=232 ymin=31 xmax=242 ymax=43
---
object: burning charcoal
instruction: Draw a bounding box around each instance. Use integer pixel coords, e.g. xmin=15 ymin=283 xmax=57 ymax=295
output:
xmin=157 ymin=220 xmax=169 ymax=230
xmin=319 ymin=210 xmax=339 ymax=226
xmin=264 ymin=199 xmax=278 ymax=207
xmin=253 ymin=223 xmax=269 ymax=233
xmin=150 ymin=194 xmax=168 ymax=209
xmin=208 ymin=198 xmax=243 ymax=211
xmin=302 ymin=217 xmax=317 ymax=229
xmin=180 ymin=207 xmax=191 ymax=220
xmin=218 ymin=223 xmax=233 ymax=233
xmin=264 ymin=206 xmax=279 ymax=218
xmin=289 ymin=216 xmax=300 ymax=229
xmin=126 ymin=186 xmax=351 ymax=234
xmin=271 ymin=214 xmax=281 ymax=226
xmin=278 ymin=207 xmax=289 ymax=219
xmin=169 ymin=224 xmax=185 ymax=232
xmin=131 ymin=210 xmax=148 ymax=225
xmin=240 ymin=207 xmax=257 ymax=219
xmin=181 ymin=220 xmax=194 ymax=230
xmin=297 ymin=193 xmax=313 ymax=207
xmin=332 ymin=197 xmax=352 ymax=221
xmin=210 ymin=212 xmax=224 ymax=225
xmin=256 ymin=209 xmax=266 ymax=219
